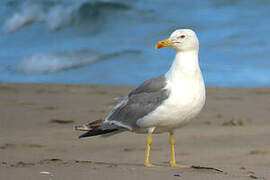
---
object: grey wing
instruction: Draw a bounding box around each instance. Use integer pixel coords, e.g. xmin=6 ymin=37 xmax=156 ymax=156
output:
xmin=104 ymin=75 xmax=169 ymax=130
xmin=128 ymin=75 xmax=167 ymax=96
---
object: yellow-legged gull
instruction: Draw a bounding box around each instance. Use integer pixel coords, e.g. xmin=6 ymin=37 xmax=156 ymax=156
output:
xmin=75 ymin=29 xmax=206 ymax=168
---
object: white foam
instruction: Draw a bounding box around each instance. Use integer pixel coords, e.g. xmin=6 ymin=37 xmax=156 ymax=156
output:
xmin=3 ymin=4 xmax=43 ymax=33
xmin=16 ymin=49 xmax=139 ymax=74
xmin=3 ymin=2 xmax=78 ymax=33
xmin=46 ymin=5 xmax=74 ymax=31
xmin=17 ymin=52 xmax=99 ymax=74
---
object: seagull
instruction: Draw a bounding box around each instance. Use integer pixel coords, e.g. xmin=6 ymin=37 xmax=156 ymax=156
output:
xmin=75 ymin=29 xmax=206 ymax=168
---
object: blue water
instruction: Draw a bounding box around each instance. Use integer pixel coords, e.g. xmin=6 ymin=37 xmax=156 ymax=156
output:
xmin=0 ymin=0 xmax=270 ymax=86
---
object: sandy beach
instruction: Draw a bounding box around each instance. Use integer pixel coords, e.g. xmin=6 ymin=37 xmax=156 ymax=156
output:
xmin=0 ymin=83 xmax=269 ymax=180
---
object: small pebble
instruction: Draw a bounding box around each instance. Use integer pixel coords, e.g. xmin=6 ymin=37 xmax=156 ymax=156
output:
xmin=40 ymin=171 xmax=51 ymax=175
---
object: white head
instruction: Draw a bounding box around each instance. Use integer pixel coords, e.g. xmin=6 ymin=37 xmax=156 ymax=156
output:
xmin=156 ymin=29 xmax=199 ymax=52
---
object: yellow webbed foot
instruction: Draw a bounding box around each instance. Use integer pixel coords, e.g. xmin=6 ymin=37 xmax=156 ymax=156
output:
xmin=144 ymin=162 xmax=161 ymax=168
xmin=170 ymin=162 xmax=188 ymax=168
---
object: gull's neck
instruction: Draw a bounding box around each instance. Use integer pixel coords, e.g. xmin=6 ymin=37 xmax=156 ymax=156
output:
xmin=165 ymin=50 xmax=201 ymax=83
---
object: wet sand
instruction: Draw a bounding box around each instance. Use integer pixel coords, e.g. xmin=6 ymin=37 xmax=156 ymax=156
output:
xmin=0 ymin=83 xmax=269 ymax=180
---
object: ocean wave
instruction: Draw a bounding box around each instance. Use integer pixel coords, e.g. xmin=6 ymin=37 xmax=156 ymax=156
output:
xmin=3 ymin=4 xmax=43 ymax=32
xmin=78 ymin=1 xmax=130 ymax=19
xmin=3 ymin=0 xmax=131 ymax=33
xmin=17 ymin=49 xmax=141 ymax=74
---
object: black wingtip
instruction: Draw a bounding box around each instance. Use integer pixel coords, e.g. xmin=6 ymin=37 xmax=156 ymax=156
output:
xmin=78 ymin=131 xmax=93 ymax=138
xmin=78 ymin=134 xmax=85 ymax=139
xmin=78 ymin=129 xmax=118 ymax=138
xmin=78 ymin=135 xmax=85 ymax=139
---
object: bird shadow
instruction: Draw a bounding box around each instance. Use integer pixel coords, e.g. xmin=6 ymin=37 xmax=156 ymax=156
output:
xmin=75 ymin=160 xmax=224 ymax=173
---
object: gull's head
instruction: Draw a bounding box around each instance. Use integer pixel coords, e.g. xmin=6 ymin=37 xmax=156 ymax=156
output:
xmin=156 ymin=29 xmax=199 ymax=52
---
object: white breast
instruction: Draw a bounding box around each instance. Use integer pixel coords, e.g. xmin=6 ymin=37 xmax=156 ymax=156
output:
xmin=136 ymin=77 xmax=205 ymax=132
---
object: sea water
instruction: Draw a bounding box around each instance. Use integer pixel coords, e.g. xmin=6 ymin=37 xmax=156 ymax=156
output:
xmin=0 ymin=0 xmax=270 ymax=86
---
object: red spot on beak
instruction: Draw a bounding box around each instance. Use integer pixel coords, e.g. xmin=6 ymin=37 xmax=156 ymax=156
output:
xmin=156 ymin=44 xmax=164 ymax=49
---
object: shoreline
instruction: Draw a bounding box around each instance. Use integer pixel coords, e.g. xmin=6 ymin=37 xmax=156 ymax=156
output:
xmin=1 ymin=83 xmax=269 ymax=179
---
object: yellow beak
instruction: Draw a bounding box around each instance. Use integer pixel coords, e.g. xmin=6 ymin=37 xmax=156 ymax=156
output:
xmin=156 ymin=39 xmax=174 ymax=49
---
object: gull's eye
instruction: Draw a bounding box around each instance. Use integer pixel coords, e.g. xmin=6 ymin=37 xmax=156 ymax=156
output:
xmin=179 ymin=35 xmax=186 ymax=39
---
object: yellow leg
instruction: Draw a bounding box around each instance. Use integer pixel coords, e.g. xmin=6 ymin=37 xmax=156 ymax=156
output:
xmin=170 ymin=132 xmax=187 ymax=168
xmin=144 ymin=131 xmax=159 ymax=167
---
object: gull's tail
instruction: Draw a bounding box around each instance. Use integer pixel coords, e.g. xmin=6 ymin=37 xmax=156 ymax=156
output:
xmin=74 ymin=119 xmax=120 ymax=138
